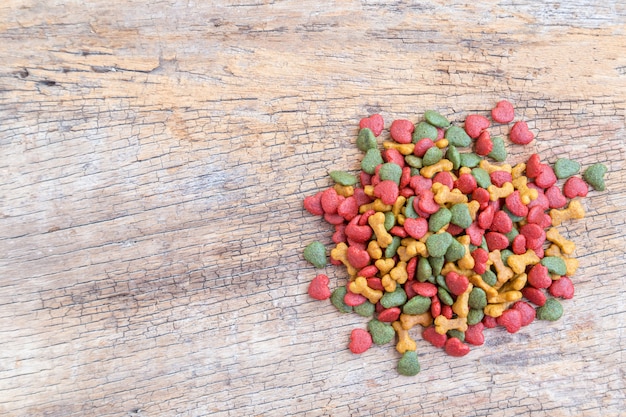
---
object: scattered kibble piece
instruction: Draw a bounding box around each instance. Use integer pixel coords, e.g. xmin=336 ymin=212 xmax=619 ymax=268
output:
xmin=303 ymin=103 xmax=606 ymax=375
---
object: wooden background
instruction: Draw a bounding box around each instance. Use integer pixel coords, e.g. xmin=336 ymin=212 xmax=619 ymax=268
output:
xmin=1 ymin=1 xmax=625 ymax=416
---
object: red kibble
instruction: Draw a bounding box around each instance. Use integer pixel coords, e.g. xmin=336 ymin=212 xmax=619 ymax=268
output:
xmin=406 ymin=257 xmax=417 ymax=280
xmin=430 ymin=295 xmax=442 ymax=317
xmin=534 ymin=164 xmax=558 ymax=189
xmin=374 ymin=180 xmax=400 ymax=205
xmin=333 ymin=224 xmax=347 ymax=244
xmin=477 ymin=205 xmax=495 ymax=229
xmin=367 ymin=277 xmax=385 ymax=291
xmin=414 ymin=138 xmax=435 ymax=157
xmin=475 ymin=130 xmax=493 ymax=156
xmin=382 ymin=148 xmax=405 ymax=167
xmin=549 ymin=276 xmax=575 ymax=299
xmin=324 ymin=212 xmax=345 ymax=225
xmin=522 ymin=286 xmax=547 ymax=306
xmin=359 ymin=210 xmax=374 ymax=225
xmin=338 ymin=196 xmax=359 ymax=221
xmin=410 ymin=175 xmax=433 ymax=194
xmin=308 ymin=274 xmax=331 ymax=300
xmin=445 ymin=271 xmax=469 ymax=296
xmin=455 ymin=173 xmax=477 ymax=194
xmin=465 ymin=114 xmax=491 ymax=139
xmin=417 ymin=189 xmax=440 ymax=214
xmin=445 ymin=337 xmax=471 ymax=357
xmin=526 ymin=154 xmax=542 ymax=178
xmin=497 ymin=309 xmax=523 ymax=333
xmin=505 ymin=191 xmax=529 ymax=217
xmin=436 ymin=127 xmax=445 ymax=140
xmin=491 ymin=100 xmax=515 ymax=123
xmin=412 ymin=282 xmax=438 ymax=297
xmin=512 ymin=234 xmax=527 ymax=255
xmin=527 ymin=186 xmax=549 ymax=211
xmin=360 ymin=171 xmax=372 ymax=186
xmin=358 ymin=265 xmax=378 ymax=278
xmin=471 ymin=187 xmax=491 ymax=210
xmin=527 ymin=206 xmax=552 ymax=229
xmin=563 ymin=177 xmax=589 ymax=199
xmin=482 ymin=315 xmax=498 ymax=328
xmin=389 ymin=225 xmax=408 ymax=238
xmin=347 ymin=246 xmax=371 ymax=269
xmin=403 ymin=217 xmax=428 ymax=240
xmin=423 ymin=326 xmax=447 ymax=348
xmin=466 ymin=222 xmax=486 ymax=246
xmin=353 ymin=187 xmax=372 ymax=207
xmin=349 ymin=328 xmax=373 ymax=354
xmin=304 ymin=191 xmax=324 ymax=216
xmin=378 ymin=307 xmax=401 ymax=322
xmin=344 ymin=287 xmax=367 ymax=306
xmin=359 ymin=114 xmax=384 ymax=136
xmin=490 ymin=210 xmax=513 ymax=233
xmin=465 ymin=323 xmax=485 ymax=345
xmin=441 ymin=305 xmax=453 ymax=319
xmin=512 ymin=301 xmax=536 ymax=326
xmin=471 ymin=248 xmax=489 ymax=274
xmin=390 ymin=119 xmax=415 ymax=144
xmin=509 ymin=120 xmax=534 ymax=145
xmin=321 ymin=187 xmax=341 ymax=214
xmin=485 ymin=232 xmax=509 ymax=251
xmin=490 ymin=170 xmax=513 ymax=187
xmin=433 ymin=171 xmax=454 ymax=189
xmin=345 ymin=222 xmax=372 ymax=243
xmin=446 ymin=223 xmax=464 ymax=236
xmin=545 ymin=185 xmax=568 ymax=209
xmin=528 ymin=264 xmax=551 ymax=289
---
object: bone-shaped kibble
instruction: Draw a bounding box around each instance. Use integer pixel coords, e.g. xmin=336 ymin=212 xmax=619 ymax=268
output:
xmin=334 ymin=183 xmax=355 ymax=197
xmin=363 ymin=185 xmax=375 ymax=197
xmin=383 ymin=141 xmax=415 ymax=155
xmin=546 ymin=227 xmax=576 ymax=255
xmin=550 ymin=199 xmax=585 ymax=226
xmin=509 ymin=273 xmax=527 ymax=291
xmin=511 ymin=162 xmax=526 ymax=180
xmin=368 ymin=211 xmax=394 ymax=248
xmin=367 ymin=240 xmax=383 ymax=260
xmin=456 ymin=235 xmax=475 ymax=271
xmin=452 ymin=283 xmax=473 ymax=318
xmin=432 ymin=183 xmax=468 ymax=205
xmin=392 ymin=196 xmax=407 ymax=218
xmin=397 ymin=238 xmax=428 ymax=262
xmin=349 ymin=276 xmax=383 ymax=304
xmin=375 ymin=258 xmax=395 ymax=276
xmin=468 ymin=274 xmax=498 ymax=299
xmin=400 ymin=312 xmax=433 ymax=330
xmin=488 ymin=250 xmax=515 ymax=288
xmin=434 ymin=315 xmax=468 ymax=335
xmin=545 ymin=244 xmax=579 ymax=276
xmin=487 ymin=290 xmax=522 ymax=304
xmin=381 ymin=273 xmax=396 ymax=293
xmin=396 ymin=213 xmax=406 ymax=226
xmin=441 ymin=262 xmax=474 ymax=277
xmin=484 ymin=302 xmax=508 ymax=318
xmin=511 ymin=176 xmax=538 ymax=204
xmin=420 ymin=159 xmax=454 ymax=179
xmin=360 ymin=198 xmax=392 ymax=214
xmin=479 ymin=159 xmax=512 ymax=174
xmin=390 ymin=261 xmax=408 ymax=285
xmin=392 ymin=321 xmax=417 ymax=354
xmin=467 ymin=200 xmax=481 ymax=221
xmin=331 ymin=242 xmax=358 ymax=277
xmin=435 ymin=139 xmax=449 ymax=149
xmin=506 ymin=249 xmax=540 ymax=274
xmin=487 ymin=182 xmax=514 ymax=201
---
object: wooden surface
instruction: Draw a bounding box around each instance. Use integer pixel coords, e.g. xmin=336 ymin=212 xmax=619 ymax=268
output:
xmin=1 ymin=1 xmax=625 ymax=416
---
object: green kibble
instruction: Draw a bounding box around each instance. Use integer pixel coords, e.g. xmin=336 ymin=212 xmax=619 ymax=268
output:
xmin=381 ymin=287 xmax=408 ymax=308
xmin=488 ymin=136 xmax=507 ymax=162
xmin=384 ymin=212 xmax=396 ymax=231
xmin=471 ymin=167 xmax=492 ymax=188
xmin=405 ymin=155 xmax=423 ymax=169
xmin=361 ymin=148 xmax=384 ymax=174
xmin=467 ymin=308 xmax=485 ymax=325
xmin=304 ymin=241 xmax=326 ymax=268
xmin=357 ymin=128 xmax=377 ymax=151
xmin=330 ymin=287 xmax=353 ymax=313
xmin=429 ymin=207 xmax=452 ymax=232
xmin=446 ymin=145 xmax=461 ymax=170
xmin=379 ymin=162 xmax=403 ymax=185
xmin=505 ymin=227 xmax=519 ymax=243
xmin=482 ymin=269 xmax=497 ymax=286
xmin=385 ymin=236 xmax=402 ymax=258
xmin=445 ymin=125 xmax=472 ymax=147
xmin=429 ymin=256 xmax=445 ymax=276
xmin=503 ymin=206 xmax=525 ymax=222
xmin=405 ymin=196 xmax=418 ymax=218
xmin=329 ymin=170 xmax=358 ymax=186
xmin=413 ymin=121 xmax=438 ymax=142
xmin=410 ymin=167 xmax=421 ymax=176
xmin=460 ymin=152 xmax=482 ymax=168
xmin=536 ymin=297 xmax=564 ymax=321
xmin=438 ymin=286 xmax=454 ymax=306
xmin=468 ymin=287 xmax=487 ymax=309
xmin=354 ymin=301 xmax=376 ymax=317
xmin=583 ymin=163 xmax=608 ymax=191
xmin=435 ymin=274 xmax=449 ymax=291
xmin=402 ymin=295 xmax=431 ymax=315
xmin=426 ymin=232 xmax=453 ymax=258
xmin=417 ymin=256 xmax=433 ymax=282
xmin=541 ymin=256 xmax=567 ymax=276
xmin=422 ymin=146 xmax=444 ymax=166
xmin=554 ymin=158 xmax=581 ymax=179
xmin=424 ymin=110 xmax=451 ymax=128
xmin=500 ymin=249 xmax=514 ymax=265
xmin=397 ymin=350 xmax=420 ymax=376
xmin=450 ymin=203 xmax=473 ymax=228
xmin=445 ymin=238 xmax=466 ymax=262
xmin=368 ymin=319 xmax=396 ymax=345
xmin=480 ymin=236 xmax=488 ymax=252
xmin=447 ymin=329 xmax=465 ymax=342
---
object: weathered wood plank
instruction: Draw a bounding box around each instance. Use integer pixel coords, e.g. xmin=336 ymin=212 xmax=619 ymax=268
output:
xmin=0 ymin=1 xmax=625 ymax=416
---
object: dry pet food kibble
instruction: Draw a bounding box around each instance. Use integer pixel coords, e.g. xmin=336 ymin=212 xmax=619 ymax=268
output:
xmin=302 ymin=102 xmax=607 ymax=375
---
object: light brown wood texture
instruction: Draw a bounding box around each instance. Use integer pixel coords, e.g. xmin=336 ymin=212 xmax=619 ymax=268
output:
xmin=1 ymin=1 xmax=625 ymax=416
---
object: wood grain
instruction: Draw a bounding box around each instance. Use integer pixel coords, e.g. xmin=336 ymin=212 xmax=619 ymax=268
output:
xmin=0 ymin=1 xmax=625 ymax=416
